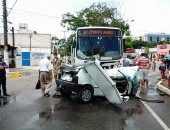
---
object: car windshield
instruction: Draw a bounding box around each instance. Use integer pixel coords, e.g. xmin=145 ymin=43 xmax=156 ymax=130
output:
xmin=76 ymin=36 xmax=122 ymax=60
xmin=107 ymin=67 xmax=138 ymax=79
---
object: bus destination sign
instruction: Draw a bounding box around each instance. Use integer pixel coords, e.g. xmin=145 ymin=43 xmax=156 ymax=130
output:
xmin=78 ymin=29 xmax=121 ymax=36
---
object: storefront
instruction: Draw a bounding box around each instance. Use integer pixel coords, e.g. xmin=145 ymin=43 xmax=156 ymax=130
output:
xmin=157 ymin=44 xmax=170 ymax=59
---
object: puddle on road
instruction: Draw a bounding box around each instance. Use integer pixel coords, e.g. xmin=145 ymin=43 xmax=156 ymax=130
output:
xmin=35 ymin=96 xmax=146 ymax=129
xmin=123 ymin=102 xmax=144 ymax=130
xmin=0 ymin=95 xmax=17 ymax=107
xmin=39 ymin=110 xmax=52 ymax=121
xmin=0 ymin=97 xmax=9 ymax=106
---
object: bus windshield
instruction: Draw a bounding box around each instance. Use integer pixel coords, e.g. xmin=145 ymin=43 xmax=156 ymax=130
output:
xmin=76 ymin=36 xmax=122 ymax=60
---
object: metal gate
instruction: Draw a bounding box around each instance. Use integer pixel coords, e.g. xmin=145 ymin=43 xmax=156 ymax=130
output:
xmin=22 ymin=52 xmax=30 ymax=66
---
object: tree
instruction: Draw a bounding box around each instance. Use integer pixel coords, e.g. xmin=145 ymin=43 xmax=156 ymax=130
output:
xmin=149 ymin=42 xmax=157 ymax=48
xmin=159 ymin=40 xmax=169 ymax=45
xmin=52 ymin=37 xmax=66 ymax=54
xmin=61 ymin=2 xmax=130 ymax=36
xmin=132 ymin=40 xmax=151 ymax=49
xmin=124 ymin=37 xmax=133 ymax=49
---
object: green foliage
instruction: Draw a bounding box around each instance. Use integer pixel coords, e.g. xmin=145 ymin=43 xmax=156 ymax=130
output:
xmin=125 ymin=37 xmax=133 ymax=48
xmin=61 ymin=2 xmax=130 ymax=36
xmin=132 ymin=40 xmax=157 ymax=49
xmin=58 ymin=33 xmax=76 ymax=57
xmin=149 ymin=42 xmax=157 ymax=48
xmin=159 ymin=40 xmax=170 ymax=45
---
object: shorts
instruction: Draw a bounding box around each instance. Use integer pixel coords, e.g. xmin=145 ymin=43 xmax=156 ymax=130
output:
xmin=138 ymin=69 xmax=149 ymax=80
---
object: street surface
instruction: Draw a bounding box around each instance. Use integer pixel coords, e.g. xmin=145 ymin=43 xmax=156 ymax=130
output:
xmin=0 ymin=66 xmax=170 ymax=130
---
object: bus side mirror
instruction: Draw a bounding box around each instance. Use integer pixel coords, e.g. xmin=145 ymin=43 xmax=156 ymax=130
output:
xmin=72 ymin=37 xmax=76 ymax=48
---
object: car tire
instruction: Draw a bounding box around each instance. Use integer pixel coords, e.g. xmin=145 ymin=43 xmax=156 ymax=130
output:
xmin=78 ymin=86 xmax=93 ymax=103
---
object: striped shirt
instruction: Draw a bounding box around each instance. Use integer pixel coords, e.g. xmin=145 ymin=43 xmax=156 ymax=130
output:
xmin=136 ymin=56 xmax=150 ymax=70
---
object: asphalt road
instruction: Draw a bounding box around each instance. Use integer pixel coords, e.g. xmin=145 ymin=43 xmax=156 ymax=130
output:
xmin=0 ymin=67 xmax=170 ymax=130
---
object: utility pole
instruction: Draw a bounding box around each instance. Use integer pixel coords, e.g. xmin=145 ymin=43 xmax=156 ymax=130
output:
xmin=11 ymin=27 xmax=15 ymax=67
xmin=2 ymin=0 xmax=9 ymax=72
xmin=29 ymin=34 xmax=32 ymax=52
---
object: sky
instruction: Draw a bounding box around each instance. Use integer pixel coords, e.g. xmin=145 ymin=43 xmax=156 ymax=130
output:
xmin=1 ymin=0 xmax=170 ymax=38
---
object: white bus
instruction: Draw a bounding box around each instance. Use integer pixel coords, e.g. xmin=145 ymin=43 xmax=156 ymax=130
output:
xmin=72 ymin=27 xmax=123 ymax=68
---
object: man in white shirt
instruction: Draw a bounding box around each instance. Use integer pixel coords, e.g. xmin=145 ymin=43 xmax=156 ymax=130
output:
xmin=39 ymin=54 xmax=53 ymax=97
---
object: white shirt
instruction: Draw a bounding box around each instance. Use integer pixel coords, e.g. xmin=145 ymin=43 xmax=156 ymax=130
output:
xmin=39 ymin=57 xmax=52 ymax=72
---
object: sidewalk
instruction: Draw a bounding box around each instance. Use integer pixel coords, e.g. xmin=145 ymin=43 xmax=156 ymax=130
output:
xmin=149 ymin=61 xmax=170 ymax=95
xmin=157 ymin=79 xmax=170 ymax=96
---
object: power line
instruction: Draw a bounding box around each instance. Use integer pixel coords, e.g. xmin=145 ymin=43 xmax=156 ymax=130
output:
xmin=7 ymin=0 xmax=17 ymax=17
xmin=7 ymin=8 xmax=62 ymax=19
xmin=3 ymin=26 xmax=52 ymax=46
xmin=7 ymin=21 xmax=52 ymax=44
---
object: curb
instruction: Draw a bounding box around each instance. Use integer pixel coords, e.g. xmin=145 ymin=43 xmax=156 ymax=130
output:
xmin=157 ymin=81 xmax=170 ymax=96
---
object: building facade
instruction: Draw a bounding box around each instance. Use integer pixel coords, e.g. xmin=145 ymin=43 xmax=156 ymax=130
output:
xmin=134 ymin=33 xmax=170 ymax=43
xmin=0 ymin=23 xmax=52 ymax=67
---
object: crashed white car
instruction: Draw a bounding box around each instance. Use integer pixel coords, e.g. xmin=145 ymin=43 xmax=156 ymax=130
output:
xmin=56 ymin=60 xmax=140 ymax=104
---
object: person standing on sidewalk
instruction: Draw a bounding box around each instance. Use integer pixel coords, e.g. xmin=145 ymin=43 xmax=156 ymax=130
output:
xmin=51 ymin=53 xmax=62 ymax=96
xmin=151 ymin=55 xmax=157 ymax=71
xmin=159 ymin=62 xmax=166 ymax=80
xmin=166 ymin=50 xmax=170 ymax=68
xmin=0 ymin=55 xmax=10 ymax=97
xmin=39 ymin=54 xmax=53 ymax=97
xmin=136 ymin=53 xmax=151 ymax=92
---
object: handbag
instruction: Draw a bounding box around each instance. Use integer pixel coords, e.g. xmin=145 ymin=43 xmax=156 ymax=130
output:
xmin=35 ymin=79 xmax=41 ymax=89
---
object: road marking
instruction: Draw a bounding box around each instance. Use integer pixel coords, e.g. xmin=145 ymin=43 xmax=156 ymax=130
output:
xmin=142 ymin=101 xmax=170 ymax=130
xmin=7 ymin=73 xmax=38 ymax=80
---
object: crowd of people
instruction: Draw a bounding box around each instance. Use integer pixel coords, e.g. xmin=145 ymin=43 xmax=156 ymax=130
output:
xmin=123 ymin=50 xmax=170 ymax=92
xmin=123 ymin=53 xmax=151 ymax=93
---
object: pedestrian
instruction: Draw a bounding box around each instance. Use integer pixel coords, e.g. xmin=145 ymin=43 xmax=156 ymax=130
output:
xmin=167 ymin=70 xmax=170 ymax=89
xmin=131 ymin=56 xmax=137 ymax=66
xmin=51 ymin=53 xmax=62 ymax=95
xmin=123 ymin=55 xmax=133 ymax=67
xmin=151 ymin=55 xmax=156 ymax=71
xmin=159 ymin=62 xmax=166 ymax=80
xmin=39 ymin=54 xmax=53 ymax=97
xmin=136 ymin=53 xmax=151 ymax=93
xmin=0 ymin=55 xmax=10 ymax=97
xmin=166 ymin=50 xmax=170 ymax=69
